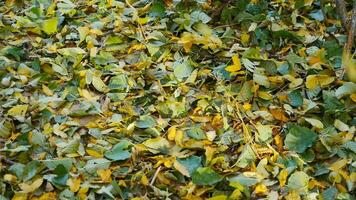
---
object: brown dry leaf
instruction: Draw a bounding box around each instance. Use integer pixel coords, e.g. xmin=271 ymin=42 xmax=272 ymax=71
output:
xmin=270 ymin=108 xmax=289 ymax=122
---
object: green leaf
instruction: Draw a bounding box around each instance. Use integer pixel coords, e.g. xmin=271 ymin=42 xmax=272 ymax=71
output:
xmin=287 ymin=171 xmax=310 ymax=193
xmin=323 ymin=91 xmax=344 ymax=113
xmin=309 ymin=10 xmax=324 ymax=21
xmin=256 ymin=122 xmax=272 ymax=143
xmin=173 ymin=60 xmax=193 ymax=80
xmin=288 ymin=90 xmax=303 ymax=107
xmin=23 ymin=161 xmax=42 ymax=181
xmin=284 ymin=124 xmax=317 ymax=153
xmin=186 ymin=127 xmax=206 ymax=140
xmin=136 ymin=115 xmax=156 ymax=128
xmin=143 ymin=137 xmax=170 ymax=154
xmin=235 ymin=145 xmax=256 ymax=168
xmin=272 ymin=30 xmax=304 ymax=42
xmin=43 ymin=158 xmax=73 ymax=171
xmin=237 ymin=81 xmax=253 ymax=102
xmin=105 ymin=35 xmax=123 ymax=45
xmin=192 ymin=167 xmax=222 ymax=185
xmin=105 ymin=140 xmax=132 ymax=161
xmin=228 ymin=173 xmax=260 ymax=186
xmin=111 ymin=180 xmax=125 ymax=199
xmin=51 ymin=164 xmax=69 ymax=188
xmin=92 ymin=76 xmax=109 ymax=93
xmin=108 ymin=74 xmax=128 ymax=91
xmin=322 ymin=187 xmax=338 ymax=200
xmin=3 ymin=47 xmax=25 ymax=61
xmin=0 ymin=120 xmax=12 ymax=138
xmin=286 ymin=52 xmax=305 ymax=65
xmin=9 ymin=163 xmax=25 ymax=179
xmin=93 ymin=51 xmax=117 ymax=65
xmin=177 ymin=156 xmax=202 ymax=176
xmin=7 ymin=105 xmax=28 ymax=117
xmin=335 ymin=82 xmax=356 ymax=99
xmin=190 ymin=10 xmax=211 ymax=24
xmin=52 ymin=63 xmax=68 ymax=76
xmin=42 ymin=18 xmax=59 ymax=35
xmin=149 ymin=0 xmax=166 ymax=18
xmin=57 ymin=47 xmax=86 ymax=56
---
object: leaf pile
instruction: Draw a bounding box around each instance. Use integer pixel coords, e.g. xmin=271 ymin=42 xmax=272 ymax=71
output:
xmin=0 ymin=0 xmax=355 ymax=199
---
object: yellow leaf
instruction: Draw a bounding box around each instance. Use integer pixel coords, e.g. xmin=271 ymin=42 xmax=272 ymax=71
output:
xmin=351 ymin=94 xmax=356 ymax=102
xmin=343 ymin=51 xmax=356 ymax=83
xmin=285 ymin=190 xmax=301 ymax=200
xmin=173 ymin=160 xmax=190 ymax=177
xmin=86 ymin=149 xmax=103 ymax=158
xmin=43 ymin=123 xmax=53 ymax=135
xmin=270 ymin=108 xmax=288 ymax=122
xmin=140 ymin=174 xmax=149 ymax=186
xmin=138 ymin=17 xmax=149 ymax=25
xmin=92 ymin=76 xmax=108 ymax=93
xmin=19 ymin=178 xmax=43 ymax=193
xmin=175 ymin=130 xmax=184 ymax=146
xmin=304 ymin=0 xmax=314 ymax=6
xmin=230 ymin=188 xmax=242 ymax=200
xmin=67 ymin=178 xmax=81 ymax=192
xmin=78 ymin=186 xmax=89 ymax=195
xmin=241 ymin=33 xmax=250 ymax=43
xmin=7 ymin=105 xmax=28 ymax=117
xmin=232 ymin=55 xmax=241 ymax=66
xmin=42 ymin=85 xmax=54 ymax=96
xmin=305 ymin=75 xmax=318 ymax=89
xmin=128 ymin=43 xmax=146 ymax=54
xmin=97 ymin=169 xmax=112 ymax=182
xmin=308 ymin=49 xmax=326 ymax=65
xmin=167 ymin=126 xmax=176 ymax=141
xmin=206 ymin=131 xmax=216 ymax=141
xmin=207 ymin=195 xmax=227 ymax=200
xmin=42 ymin=18 xmax=58 ymax=35
xmin=278 ymin=169 xmax=288 ymax=187
xmin=46 ymin=2 xmax=56 ymax=15
xmin=258 ymin=91 xmax=273 ymax=100
xmin=298 ymin=47 xmax=307 ymax=57
xmin=336 ymin=183 xmax=347 ymax=193
xmin=79 ymin=89 xmax=98 ymax=101
xmin=4 ymin=174 xmax=17 ymax=182
xmin=205 ymin=146 xmax=215 ymax=164
xmin=212 ymin=114 xmax=222 ymax=127
xmin=179 ymin=32 xmax=195 ymax=53
xmin=242 ymin=102 xmax=252 ymax=111
xmin=77 ymin=186 xmax=89 ymax=200
xmin=225 ymin=55 xmax=242 ymax=72
xmin=329 ymin=159 xmax=348 ymax=172
xmin=273 ymin=134 xmax=283 ymax=150
xmin=36 ymin=192 xmax=56 ymax=200
xmin=12 ymin=193 xmax=27 ymax=200
xmin=304 ymin=118 xmax=324 ymax=129
xmin=317 ymin=75 xmax=335 ymax=87
xmin=306 ymin=75 xmax=335 ymax=89
xmin=254 ymin=183 xmax=268 ymax=195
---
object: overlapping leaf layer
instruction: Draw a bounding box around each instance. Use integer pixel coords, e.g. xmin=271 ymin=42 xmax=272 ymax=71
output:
xmin=0 ymin=0 xmax=355 ymax=199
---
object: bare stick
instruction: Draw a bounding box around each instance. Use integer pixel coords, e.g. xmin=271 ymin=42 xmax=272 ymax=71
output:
xmin=345 ymin=0 xmax=356 ymax=54
xmin=0 ymin=155 xmax=16 ymax=165
xmin=150 ymin=166 xmax=162 ymax=186
xmin=336 ymin=0 xmax=349 ymax=31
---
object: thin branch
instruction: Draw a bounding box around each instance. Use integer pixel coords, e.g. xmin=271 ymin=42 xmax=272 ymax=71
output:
xmin=150 ymin=166 xmax=161 ymax=186
xmin=0 ymin=155 xmax=16 ymax=165
xmin=336 ymin=0 xmax=349 ymax=31
xmin=345 ymin=0 xmax=356 ymax=54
